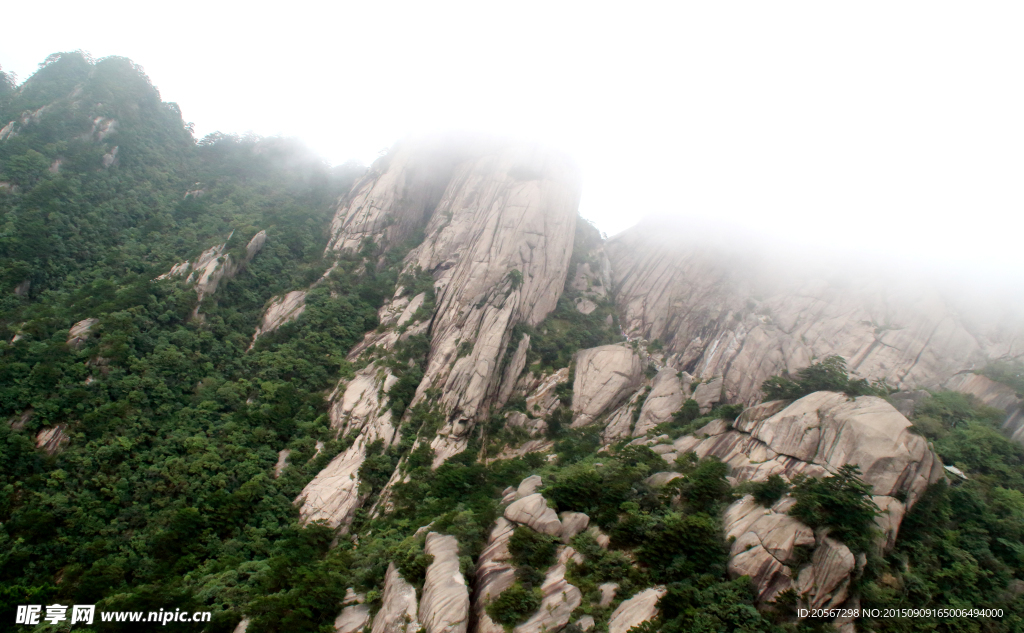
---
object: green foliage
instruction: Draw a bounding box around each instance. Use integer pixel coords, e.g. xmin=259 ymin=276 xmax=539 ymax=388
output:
xmin=761 ymin=355 xmax=891 ymax=402
xmin=979 ymin=360 xmax=1024 ymax=396
xmin=486 ymin=581 xmax=541 ymax=626
xmin=524 ymin=217 xmax=619 ymax=372
xmin=789 ymin=465 xmax=880 ymax=553
xmin=744 ymin=474 xmax=790 ymax=508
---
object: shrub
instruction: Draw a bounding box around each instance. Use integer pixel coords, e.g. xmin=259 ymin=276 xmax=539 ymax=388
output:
xmin=746 ymin=474 xmax=790 ymax=507
xmin=486 ymin=582 xmax=540 ymax=626
xmin=788 ymin=464 xmax=880 ymax=553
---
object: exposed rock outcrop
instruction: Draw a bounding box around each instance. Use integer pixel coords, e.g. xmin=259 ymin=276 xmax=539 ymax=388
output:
xmin=606 ymin=221 xmax=1024 ymax=404
xmin=571 ymin=345 xmax=644 ymax=427
xmin=156 ymin=231 xmax=267 ymax=307
xmin=504 ymin=494 xmax=562 ymax=536
xmin=944 ymin=372 xmax=1024 ymax=444
xmin=607 ymin=586 xmax=666 ymax=633
xmin=372 ymin=563 xmax=421 ymax=633
xmin=250 ymin=290 xmax=307 ymax=347
xmin=297 ymin=362 xmax=399 ymax=528
xmin=36 ymin=424 xmax=69 ymax=455
xmin=512 ymin=563 xmax=581 ymax=633
xmin=334 ymin=603 xmax=370 ymax=633
xmin=420 ymin=533 xmax=469 ymax=633
xmin=666 ymin=392 xmax=943 ymax=611
xmin=67 ymin=318 xmax=98 ymax=350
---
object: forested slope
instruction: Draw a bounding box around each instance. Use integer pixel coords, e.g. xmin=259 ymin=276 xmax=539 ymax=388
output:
xmin=1 ymin=53 xmax=1022 ymax=633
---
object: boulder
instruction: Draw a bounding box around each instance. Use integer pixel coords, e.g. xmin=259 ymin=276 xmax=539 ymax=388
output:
xmin=559 ymin=512 xmax=590 ymax=543
xmin=598 ymin=582 xmax=619 ymax=607
xmin=512 ymin=563 xmax=581 ymax=633
xmin=67 ymin=318 xmax=98 ymax=350
xmin=372 ymin=563 xmax=420 ymax=633
xmin=473 ymin=518 xmax=517 ymax=633
xmin=36 ymin=425 xmax=69 ymax=455
xmin=571 ymin=345 xmax=644 ymax=426
xmin=644 ymin=472 xmax=683 ymax=487
xmin=516 ymin=475 xmax=543 ymax=499
xmin=420 ymin=533 xmax=469 ymax=633
xmin=252 ymin=290 xmax=307 ymax=346
xmin=273 ymin=449 xmax=290 ymax=478
xmin=607 ymin=586 xmax=666 ymax=633
xmin=334 ymin=604 xmax=370 ymax=633
xmin=632 ymin=369 xmax=686 ymax=436
xmin=504 ymin=494 xmax=562 ymax=536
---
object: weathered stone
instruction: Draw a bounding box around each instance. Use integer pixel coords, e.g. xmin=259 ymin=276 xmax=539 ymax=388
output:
xmin=644 ymin=472 xmax=683 ymax=487
xmin=693 ymin=376 xmax=723 ymax=413
xmin=420 ymin=533 xmax=469 ymax=633
xmin=516 ymin=475 xmax=543 ymax=499
xmin=607 ymin=586 xmax=666 ymax=633
xmin=559 ymin=512 xmax=590 ymax=543
xmin=512 ymin=563 xmax=581 ymax=633
xmin=36 ymin=425 xmax=69 ymax=455
xmin=67 ymin=318 xmax=98 ymax=350
xmin=572 ymin=345 xmax=644 ymax=426
xmin=632 ymin=369 xmax=686 ymax=436
xmin=297 ymin=364 xmax=399 ymax=529
xmin=232 ymin=618 xmax=250 ymax=633
xmin=504 ymin=494 xmax=561 ymax=536
xmin=598 ymin=582 xmax=619 ymax=607
xmin=334 ymin=604 xmax=370 ymax=633
xmin=473 ymin=518 xmax=517 ymax=633
xmin=274 ymin=449 xmax=290 ymax=478
xmin=796 ymin=537 xmax=856 ymax=610
xmin=252 ymin=290 xmax=307 ymax=346
xmin=372 ymin=563 xmax=420 ymax=633
xmin=575 ymin=615 xmax=595 ymax=631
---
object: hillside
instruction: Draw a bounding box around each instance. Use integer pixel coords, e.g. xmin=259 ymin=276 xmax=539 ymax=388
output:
xmin=2 ymin=53 xmax=1023 ymax=633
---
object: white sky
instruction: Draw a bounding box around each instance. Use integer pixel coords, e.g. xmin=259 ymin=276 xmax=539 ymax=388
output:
xmin=3 ymin=1 xmax=1023 ymax=283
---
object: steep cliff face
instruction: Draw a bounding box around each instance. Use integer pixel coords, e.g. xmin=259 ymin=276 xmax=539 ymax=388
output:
xmin=605 ymin=221 xmax=1024 ymax=406
xmin=296 ymin=138 xmax=581 ymax=528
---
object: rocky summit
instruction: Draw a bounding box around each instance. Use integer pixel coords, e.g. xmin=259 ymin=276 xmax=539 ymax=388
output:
xmin=2 ymin=52 xmax=1023 ymax=633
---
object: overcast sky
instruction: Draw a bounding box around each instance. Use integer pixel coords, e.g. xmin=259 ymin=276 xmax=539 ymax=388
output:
xmin=3 ymin=1 xmax=1023 ymax=283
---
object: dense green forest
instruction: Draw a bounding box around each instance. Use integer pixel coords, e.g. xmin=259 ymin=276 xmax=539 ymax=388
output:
xmin=1 ymin=52 xmax=1022 ymax=633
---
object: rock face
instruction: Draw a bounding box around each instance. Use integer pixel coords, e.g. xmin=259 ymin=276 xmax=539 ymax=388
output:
xmin=944 ymin=372 xmax=1024 ymax=444
xmin=667 ymin=392 xmax=943 ymax=609
xmin=607 ymin=586 xmax=666 ymax=633
xmin=512 ymin=563 xmax=581 ymax=633
xmin=67 ymin=318 xmax=98 ymax=350
xmin=322 ymin=138 xmax=581 ymax=468
xmin=606 ymin=221 xmax=1024 ymax=404
xmin=473 ymin=478 xmax=583 ymax=633
xmin=372 ymin=563 xmax=421 ymax=633
xmin=632 ymin=369 xmax=686 ymax=436
xmin=36 ymin=425 xmax=69 ymax=455
xmin=297 ymin=362 xmax=400 ymax=528
xmin=420 ymin=533 xmax=469 ymax=633
xmin=334 ymin=603 xmax=370 ymax=633
xmin=251 ymin=290 xmax=307 ymax=346
xmin=156 ymin=231 xmax=268 ymax=308
xmin=571 ymin=345 xmax=644 ymax=426
xmin=504 ymin=494 xmax=562 ymax=536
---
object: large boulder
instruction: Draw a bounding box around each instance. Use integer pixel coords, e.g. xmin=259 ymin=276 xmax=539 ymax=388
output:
xmin=607 ymin=587 xmax=666 ymax=633
xmin=420 ymin=533 xmax=469 ymax=633
xmin=512 ymin=563 xmax=581 ymax=633
xmin=372 ymin=563 xmax=420 ymax=633
xmin=571 ymin=345 xmax=644 ymax=427
xmin=632 ymin=369 xmax=686 ymax=436
xmin=674 ymin=392 xmax=944 ymax=612
xmin=504 ymin=494 xmax=562 ymax=537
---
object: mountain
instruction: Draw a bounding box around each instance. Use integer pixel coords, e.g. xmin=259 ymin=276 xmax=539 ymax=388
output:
xmin=2 ymin=53 xmax=1023 ymax=633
